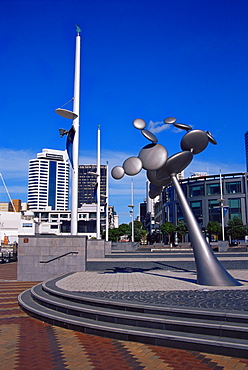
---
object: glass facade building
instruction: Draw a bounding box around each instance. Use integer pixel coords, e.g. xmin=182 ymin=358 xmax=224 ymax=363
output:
xmin=28 ymin=149 xmax=69 ymax=211
xmin=161 ymin=172 xmax=248 ymax=228
xmin=78 ymin=165 xmax=107 ymax=207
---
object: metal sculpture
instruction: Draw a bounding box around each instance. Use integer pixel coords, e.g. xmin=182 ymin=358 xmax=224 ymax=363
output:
xmin=112 ymin=117 xmax=241 ymax=286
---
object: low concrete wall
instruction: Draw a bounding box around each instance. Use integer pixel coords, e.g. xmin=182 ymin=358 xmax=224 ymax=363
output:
xmin=217 ymin=241 xmax=230 ymax=252
xmin=17 ymin=235 xmax=87 ymax=281
xmin=111 ymin=242 xmax=139 ymax=252
xmin=87 ymin=240 xmax=112 ymax=258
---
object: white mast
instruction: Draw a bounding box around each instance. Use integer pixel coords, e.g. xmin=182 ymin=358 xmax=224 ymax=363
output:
xmin=105 ymin=162 xmax=109 ymax=241
xmin=71 ymin=28 xmax=81 ymax=235
xmin=96 ymin=124 xmax=101 ymax=239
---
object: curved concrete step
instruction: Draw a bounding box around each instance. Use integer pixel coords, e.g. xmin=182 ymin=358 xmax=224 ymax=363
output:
xmin=18 ymin=274 xmax=248 ymax=358
xmin=30 ymin=283 xmax=248 ymax=340
xmin=18 ymin=288 xmax=248 ymax=358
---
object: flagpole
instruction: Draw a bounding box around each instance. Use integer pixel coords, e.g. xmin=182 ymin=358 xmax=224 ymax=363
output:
xmin=71 ymin=28 xmax=81 ymax=235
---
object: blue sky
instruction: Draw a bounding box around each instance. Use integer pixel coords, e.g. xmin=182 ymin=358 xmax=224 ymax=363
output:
xmin=0 ymin=0 xmax=248 ymax=224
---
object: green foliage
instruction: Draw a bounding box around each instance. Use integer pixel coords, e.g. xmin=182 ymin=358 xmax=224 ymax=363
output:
xmin=118 ymin=223 xmax=131 ymax=236
xmin=227 ymin=216 xmax=248 ymax=240
xmin=176 ymin=220 xmax=188 ymax=242
xmin=107 ymin=221 xmax=147 ymax=242
xmin=207 ymin=221 xmax=221 ymax=241
xmin=160 ymin=222 xmax=176 ymax=244
xmin=108 ymin=228 xmax=121 ymax=242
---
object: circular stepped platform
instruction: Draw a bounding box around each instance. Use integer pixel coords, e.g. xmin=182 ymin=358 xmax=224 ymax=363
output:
xmin=18 ymin=273 xmax=248 ymax=359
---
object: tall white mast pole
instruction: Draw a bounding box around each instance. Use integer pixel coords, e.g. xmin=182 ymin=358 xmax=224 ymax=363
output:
xmin=96 ymin=124 xmax=101 ymax=239
xmin=105 ymin=162 xmax=109 ymax=241
xmin=71 ymin=29 xmax=81 ymax=235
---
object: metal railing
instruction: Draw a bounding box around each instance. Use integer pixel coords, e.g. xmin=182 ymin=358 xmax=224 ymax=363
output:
xmin=40 ymin=251 xmax=78 ymax=264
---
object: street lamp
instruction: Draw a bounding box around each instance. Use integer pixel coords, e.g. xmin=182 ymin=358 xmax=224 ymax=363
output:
xmin=218 ymin=170 xmax=229 ymax=241
xmin=128 ymin=179 xmax=135 ymax=242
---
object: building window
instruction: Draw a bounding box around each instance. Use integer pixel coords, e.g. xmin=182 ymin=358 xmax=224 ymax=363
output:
xmin=79 ymin=213 xmax=88 ymax=220
xmin=228 ymin=198 xmax=241 ymax=219
xmin=225 ymin=181 xmax=241 ymax=194
xmin=50 ymin=224 xmax=59 ymax=229
xmin=60 ymin=214 xmax=68 ymax=219
xmin=48 ymin=161 xmax=57 ymax=210
xmin=189 ymin=184 xmax=204 ymax=197
xmin=190 ymin=201 xmax=202 ymax=221
xmin=168 ymin=204 xmax=174 ymax=223
xmin=167 ymin=187 xmax=174 ymax=202
xmin=176 ymin=203 xmax=184 ymax=223
xmin=206 ymin=183 xmax=220 ymax=195
xmin=208 ymin=199 xmax=221 ymax=223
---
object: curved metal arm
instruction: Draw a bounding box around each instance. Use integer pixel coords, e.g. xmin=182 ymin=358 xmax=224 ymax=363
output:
xmin=171 ymin=174 xmax=241 ymax=286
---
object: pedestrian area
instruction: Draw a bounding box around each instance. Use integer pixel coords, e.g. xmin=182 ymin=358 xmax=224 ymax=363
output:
xmin=1 ymin=262 xmax=248 ymax=369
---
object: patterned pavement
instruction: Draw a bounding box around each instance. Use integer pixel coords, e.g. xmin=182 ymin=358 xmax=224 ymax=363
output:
xmin=1 ymin=262 xmax=248 ymax=369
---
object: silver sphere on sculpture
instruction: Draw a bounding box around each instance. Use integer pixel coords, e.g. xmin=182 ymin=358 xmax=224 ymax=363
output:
xmin=149 ymin=183 xmax=163 ymax=199
xmin=163 ymin=117 xmax=177 ymax=124
xmin=147 ymin=170 xmax=172 ymax=187
xmin=138 ymin=143 xmax=168 ymax=171
xmin=141 ymin=129 xmax=158 ymax=143
xmin=180 ymin=129 xmax=209 ymax=154
xmin=157 ymin=151 xmax=193 ymax=180
xmin=111 ymin=166 xmax=125 ymax=180
xmin=132 ymin=118 xmax=146 ymax=129
xmin=173 ymin=122 xmax=192 ymax=131
xmin=123 ymin=157 xmax=143 ymax=176
xmin=206 ymin=131 xmax=217 ymax=145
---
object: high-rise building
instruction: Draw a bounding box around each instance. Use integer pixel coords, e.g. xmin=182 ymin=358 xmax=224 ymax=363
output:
xmin=78 ymin=165 xmax=107 ymax=207
xmin=28 ymin=149 xmax=69 ymax=211
xmin=245 ymin=131 xmax=248 ymax=171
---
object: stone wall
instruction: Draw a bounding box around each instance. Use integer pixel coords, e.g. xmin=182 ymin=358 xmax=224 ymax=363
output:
xmin=87 ymin=240 xmax=111 ymax=258
xmin=17 ymin=235 xmax=87 ymax=281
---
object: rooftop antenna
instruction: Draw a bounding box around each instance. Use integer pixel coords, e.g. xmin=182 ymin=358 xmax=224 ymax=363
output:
xmin=0 ymin=173 xmax=16 ymax=212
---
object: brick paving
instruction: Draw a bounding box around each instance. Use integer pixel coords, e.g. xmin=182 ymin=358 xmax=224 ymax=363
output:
xmin=1 ymin=262 xmax=248 ymax=369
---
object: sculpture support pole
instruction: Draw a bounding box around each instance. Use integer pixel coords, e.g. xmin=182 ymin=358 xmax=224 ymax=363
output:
xmin=171 ymin=174 xmax=241 ymax=286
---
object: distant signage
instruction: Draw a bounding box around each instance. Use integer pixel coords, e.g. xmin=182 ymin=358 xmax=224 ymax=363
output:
xmin=46 ymin=153 xmax=63 ymax=160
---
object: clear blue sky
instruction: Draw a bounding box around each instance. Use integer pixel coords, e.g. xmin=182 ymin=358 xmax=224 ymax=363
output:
xmin=0 ymin=0 xmax=248 ymax=224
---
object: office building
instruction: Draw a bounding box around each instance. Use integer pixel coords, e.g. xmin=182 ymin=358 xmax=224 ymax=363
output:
xmin=28 ymin=149 xmax=69 ymax=211
xmin=78 ymin=165 xmax=107 ymax=207
xmin=245 ymin=131 xmax=248 ymax=171
xmin=161 ymin=172 xmax=248 ymax=229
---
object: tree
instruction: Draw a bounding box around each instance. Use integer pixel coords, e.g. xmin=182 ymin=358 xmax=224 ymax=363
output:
xmin=160 ymin=222 xmax=176 ymax=245
xmin=207 ymin=221 xmax=221 ymax=241
xmin=118 ymin=223 xmax=130 ymax=237
xmin=176 ymin=220 xmax=188 ymax=243
xmin=227 ymin=216 xmax=248 ymax=240
xmin=133 ymin=220 xmax=147 ymax=242
xmin=108 ymin=228 xmax=121 ymax=242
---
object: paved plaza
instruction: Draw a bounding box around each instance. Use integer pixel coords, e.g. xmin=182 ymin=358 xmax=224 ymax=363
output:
xmin=1 ymin=256 xmax=248 ymax=369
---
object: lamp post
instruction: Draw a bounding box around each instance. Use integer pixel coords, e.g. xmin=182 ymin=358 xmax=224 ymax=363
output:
xmin=128 ymin=179 xmax=135 ymax=242
xmin=219 ymin=170 xmax=226 ymax=241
